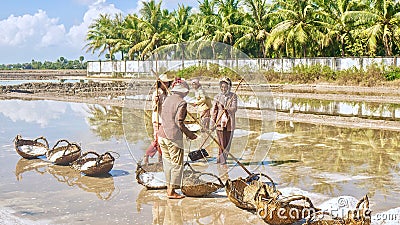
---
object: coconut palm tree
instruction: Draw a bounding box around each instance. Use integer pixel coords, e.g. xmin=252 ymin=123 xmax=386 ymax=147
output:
xmin=85 ymin=14 xmax=115 ymax=59
xmin=346 ymin=0 xmax=400 ymax=56
xmin=267 ymin=0 xmax=325 ymax=57
xmin=169 ymin=4 xmax=193 ymax=64
xmin=123 ymin=14 xmax=143 ymax=60
xmin=128 ymin=0 xmax=172 ymax=60
xmin=316 ymin=0 xmax=366 ymax=56
xmin=190 ymin=0 xmax=220 ymax=58
xmin=235 ymin=0 xmax=273 ymax=58
xmin=214 ymin=0 xmax=245 ymax=57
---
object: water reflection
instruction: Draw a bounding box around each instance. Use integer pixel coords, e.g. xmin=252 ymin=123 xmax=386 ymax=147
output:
xmin=15 ymin=158 xmax=120 ymax=200
xmin=86 ymin=105 xmax=125 ymax=140
xmin=0 ymin=99 xmax=89 ymax=127
xmin=127 ymin=92 xmax=400 ymax=120
xmin=15 ymin=158 xmax=50 ymax=181
xmin=268 ymin=121 xmax=400 ymax=210
xmin=274 ymin=97 xmax=400 ymax=120
xmin=136 ymin=188 xmax=263 ymax=225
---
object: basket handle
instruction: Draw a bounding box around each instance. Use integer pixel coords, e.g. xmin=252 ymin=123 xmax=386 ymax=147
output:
xmin=34 ymin=136 xmax=49 ymax=148
xmin=356 ymin=195 xmax=369 ymax=210
xmin=103 ymin=151 xmax=120 ymax=159
xmin=253 ymin=184 xmax=272 ymax=201
xmin=279 ymin=195 xmax=316 ymax=209
xmin=78 ymin=151 xmax=100 ymax=160
xmin=14 ymin=134 xmax=22 ymax=143
xmin=96 ymin=151 xmax=119 ymax=166
xmin=135 ymin=165 xmax=146 ymax=186
xmin=183 ymin=162 xmax=196 ymax=172
xmin=350 ymin=195 xmax=371 ymax=220
xmin=198 ymin=172 xmax=225 ymax=187
xmin=51 ymin=139 xmax=71 ymax=150
xmin=259 ymin=173 xmax=276 ymax=192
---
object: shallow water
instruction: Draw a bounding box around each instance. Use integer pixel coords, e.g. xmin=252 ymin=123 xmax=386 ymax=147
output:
xmin=0 ymin=99 xmax=399 ymax=224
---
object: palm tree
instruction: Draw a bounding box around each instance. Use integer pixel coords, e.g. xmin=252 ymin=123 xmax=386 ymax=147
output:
xmin=128 ymin=0 xmax=172 ymax=60
xmin=123 ymin=14 xmax=143 ymax=60
xmin=267 ymin=0 xmax=325 ymax=57
xmin=85 ymin=14 xmax=114 ymax=58
xmin=214 ymin=0 xmax=245 ymax=58
xmin=235 ymin=0 xmax=272 ymax=58
xmin=169 ymin=4 xmax=193 ymax=66
xmin=346 ymin=0 xmax=400 ymax=56
xmin=316 ymin=0 xmax=366 ymax=56
xmin=190 ymin=0 xmax=220 ymax=57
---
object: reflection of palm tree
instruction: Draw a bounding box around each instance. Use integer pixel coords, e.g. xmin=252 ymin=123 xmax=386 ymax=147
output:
xmin=271 ymin=121 xmax=400 ymax=195
xmin=312 ymin=182 xmax=342 ymax=195
xmin=86 ymin=105 xmax=124 ymax=140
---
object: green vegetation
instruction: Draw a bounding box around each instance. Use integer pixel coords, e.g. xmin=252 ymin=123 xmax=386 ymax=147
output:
xmin=84 ymin=0 xmax=400 ymax=60
xmin=0 ymin=56 xmax=87 ymax=70
xmin=173 ymin=64 xmax=400 ymax=86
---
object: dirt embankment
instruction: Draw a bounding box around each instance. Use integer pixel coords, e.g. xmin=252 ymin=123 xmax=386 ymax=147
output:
xmin=0 ymin=69 xmax=86 ymax=80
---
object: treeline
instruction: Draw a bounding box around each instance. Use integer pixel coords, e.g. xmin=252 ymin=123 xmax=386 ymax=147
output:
xmin=0 ymin=56 xmax=87 ymax=70
xmin=85 ymin=0 xmax=400 ymax=61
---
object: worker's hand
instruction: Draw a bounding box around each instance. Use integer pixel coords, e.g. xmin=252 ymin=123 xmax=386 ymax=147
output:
xmin=189 ymin=134 xmax=197 ymax=140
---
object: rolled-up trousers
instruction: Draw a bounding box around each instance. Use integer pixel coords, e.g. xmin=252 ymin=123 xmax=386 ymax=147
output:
xmin=158 ymin=137 xmax=184 ymax=187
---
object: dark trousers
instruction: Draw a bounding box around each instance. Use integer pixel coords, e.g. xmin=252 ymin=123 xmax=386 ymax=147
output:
xmin=216 ymin=128 xmax=232 ymax=164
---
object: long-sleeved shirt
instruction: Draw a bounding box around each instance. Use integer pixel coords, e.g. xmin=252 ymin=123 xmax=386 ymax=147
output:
xmin=158 ymin=93 xmax=196 ymax=148
xmin=211 ymin=92 xmax=238 ymax=131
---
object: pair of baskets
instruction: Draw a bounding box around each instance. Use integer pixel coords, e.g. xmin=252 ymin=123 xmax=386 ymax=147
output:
xmin=302 ymin=195 xmax=371 ymax=225
xmin=15 ymin=135 xmax=117 ymax=176
xmin=14 ymin=135 xmax=81 ymax=165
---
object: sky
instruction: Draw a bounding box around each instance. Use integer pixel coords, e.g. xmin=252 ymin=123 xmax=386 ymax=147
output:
xmin=0 ymin=0 xmax=198 ymax=64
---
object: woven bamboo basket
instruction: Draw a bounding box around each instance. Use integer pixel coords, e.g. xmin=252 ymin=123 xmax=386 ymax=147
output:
xmin=181 ymin=162 xmax=224 ymax=197
xmin=225 ymin=173 xmax=279 ymax=210
xmin=14 ymin=135 xmax=49 ymax=159
xmin=46 ymin=139 xmax=81 ymax=165
xmin=71 ymin=151 xmax=117 ymax=176
xmin=255 ymin=186 xmax=320 ymax=225
xmin=136 ymin=161 xmax=166 ymax=189
xmin=303 ymin=195 xmax=371 ymax=225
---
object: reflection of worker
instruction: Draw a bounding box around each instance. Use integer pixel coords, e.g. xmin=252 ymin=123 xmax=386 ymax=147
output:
xmin=158 ymin=79 xmax=197 ymax=199
xmin=190 ymin=79 xmax=212 ymax=131
xmin=144 ymin=74 xmax=174 ymax=164
xmin=211 ymin=77 xmax=237 ymax=164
